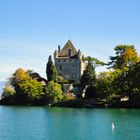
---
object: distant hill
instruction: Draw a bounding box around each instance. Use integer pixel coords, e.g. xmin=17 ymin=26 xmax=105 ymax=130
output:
xmin=0 ymin=81 xmax=5 ymax=97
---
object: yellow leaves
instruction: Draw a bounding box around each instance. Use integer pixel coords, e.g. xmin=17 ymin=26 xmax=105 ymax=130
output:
xmin=123 ymin=47 xmax=139 ymax=64
xmin=109 ymin=45 xmax=139 ymax=71
xmin=11 ymin=68 xmax=44 ymax=99
xmin=14 ymin=68 xmax=28 ymax=83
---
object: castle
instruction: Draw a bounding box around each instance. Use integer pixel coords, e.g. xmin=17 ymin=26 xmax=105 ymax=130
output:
xmin=54 ymin=40 xmax=86 ymax=82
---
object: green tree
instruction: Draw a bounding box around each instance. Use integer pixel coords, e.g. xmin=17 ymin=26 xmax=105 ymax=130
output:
xmin=45 ymin=81 xmax=63 ymax=104
xmin=127 ymin=62 xmax=140 ymax=92
xmin=121 ymin=61 xmax=140 ymax=104
xmin=46 ymin=55 xmax=58 ymax=82
xmin=107 ymin=45 xmax=139 ymax=104
xmin=2 ymin=82 xmax=15 ymax=98
xmin=108 ymin=45 xmax=139 ymax=71
xmin=82 ymin=56 xmax=105 ymax=67
xmin=80 ymin=60 xmax=97 ymax=99
xmin=80 ymin=61 xmax=96 ymax=89
xmin=20 ymin=77 xmax=44 ymax=100
xmin=97 ymin=72 xmax=113 ymax=98
xmin=97 ymin=70 xmax=122 ymax=98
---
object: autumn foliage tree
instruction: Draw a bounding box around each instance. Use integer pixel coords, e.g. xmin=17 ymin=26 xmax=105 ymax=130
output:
xmin=108 ymin=45 xmax=139 ymax=71
xmin=9 ymin=68 xmax=43 ymax=103
xmin=107 ymin=45 xmax=140 ymax=104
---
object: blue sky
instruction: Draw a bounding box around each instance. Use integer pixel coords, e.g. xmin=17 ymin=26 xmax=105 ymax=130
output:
xmin=0 ymin=0 xmax=140 ymax=81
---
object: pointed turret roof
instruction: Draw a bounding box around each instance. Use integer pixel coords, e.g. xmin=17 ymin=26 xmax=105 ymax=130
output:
xmin=61 ymin=40 xmax=77 ymax=52
xmin=57 ymin=40 xmax=78 ymax=57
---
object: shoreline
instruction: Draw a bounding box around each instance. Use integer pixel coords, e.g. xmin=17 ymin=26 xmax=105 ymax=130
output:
xmin=1 ymin=101 xmax=140 ymax=109
xmin=0 ymin=105 xmax=140 ymax=109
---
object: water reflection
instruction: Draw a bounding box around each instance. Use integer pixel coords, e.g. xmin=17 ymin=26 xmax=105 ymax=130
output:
xmin=112 ymin=122 xmax=115 ymax=135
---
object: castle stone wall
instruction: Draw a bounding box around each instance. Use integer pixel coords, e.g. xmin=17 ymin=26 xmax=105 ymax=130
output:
xmin=55 ymin=58 xmax=80 ymax=82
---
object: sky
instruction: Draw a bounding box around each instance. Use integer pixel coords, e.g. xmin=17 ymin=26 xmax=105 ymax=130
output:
xmin=0 ymin=0 xmax=140 ymax=81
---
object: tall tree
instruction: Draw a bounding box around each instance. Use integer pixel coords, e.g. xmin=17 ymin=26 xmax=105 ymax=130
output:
xmin=80 ymin=60 xmax=96 ymax=89
xmin=46 ymin=55 xmax=58 ymax=82
xmin=128 ymin=61 xmax=140 ymax=91
xmin=108 ymin=45 xmax=139 ymax=71
xmin=124 ymin=61 xmax=140 ymax=104
xmin=108 ymin=45 xmax=139 ymax=105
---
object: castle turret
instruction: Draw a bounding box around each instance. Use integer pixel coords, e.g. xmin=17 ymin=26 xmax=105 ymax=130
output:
xmin=58 ymin=45 xmax=61 ymax=52
xmin=78 ymin=49 xmax=82 ymax=59
xmin=54 ymin=50 xmax=58 ymax=59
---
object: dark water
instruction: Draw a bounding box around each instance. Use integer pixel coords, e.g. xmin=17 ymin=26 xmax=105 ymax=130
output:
xmin=0 ymin=106 xmax=140 ymax=140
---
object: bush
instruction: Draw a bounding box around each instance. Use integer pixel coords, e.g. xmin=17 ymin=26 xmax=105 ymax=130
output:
xmin=2 ymin=83 xmax=15 ymax=98
xmin=45 ymin=81 xmax=63 ymax=104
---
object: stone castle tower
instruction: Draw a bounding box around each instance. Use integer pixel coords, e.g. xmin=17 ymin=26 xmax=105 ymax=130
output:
xmin=54 ymin=40 xmax=86 ymax=82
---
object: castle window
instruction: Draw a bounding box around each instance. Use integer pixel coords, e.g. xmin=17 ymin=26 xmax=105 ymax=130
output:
xmin=63 ymin=59 xmax=66 ymax=62
xmin=73 ymin=66 xmax=76 ymax=70
xmin=73 ymin=74 xmax=76 ymax=78
xmin=68 ymin=49 xmax=71 ymax=56
xmin=58 ymin=60 xmax=60 ymax=62
xmin=60 ymin=66 xmax=62 ymax=71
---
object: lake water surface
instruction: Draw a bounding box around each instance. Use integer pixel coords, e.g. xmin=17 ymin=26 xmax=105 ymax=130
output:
xmin=0 ymin=106 xmax=140 ymax=140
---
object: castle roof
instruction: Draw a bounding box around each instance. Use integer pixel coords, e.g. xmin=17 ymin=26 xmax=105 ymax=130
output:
xmin=61 ymin=40 xmax=77 ymax=52
xmin=58 ymin=40 xmax=78 ymax=58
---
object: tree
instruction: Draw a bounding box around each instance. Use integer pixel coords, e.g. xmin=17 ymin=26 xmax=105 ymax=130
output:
xmin=10 ymin=68 xmax=28 ymax=93
xmin=107 ymin=45 xmax=140 ymax=105
xmin=9 ymin=68 xmax=44 ymax=103
xmin=28 ymin=71 xmax=47 ymax=85
xmin=82 ymin=56 xmax=105 ymax=67
xmin=45 ymin=81 xmax=63 ymax=104
xmin=108 ymin=45 xmax=139 ymax=71
xmin=122 ymin=61 xmax=140 ymax=104
xmin=127 ymin=61 xmax=140 ymax=92
xmin=19 ymin=77 xmax=44 ymax=100
xmin=80 ymin=60 xmax=97 ymax=99
xmin=96 ymin=71 xmax=115 ymax=98
xmin=46 ymin=55 xmax=58 ymax=82
xmin=80 ymin=60 xmax=96 ymax=89
xmin=2 ymin=82 xmax=15 ymax=98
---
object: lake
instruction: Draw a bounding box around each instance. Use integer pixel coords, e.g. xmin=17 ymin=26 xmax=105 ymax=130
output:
xmin=0 ymin=107 xmax=140 ymax=140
